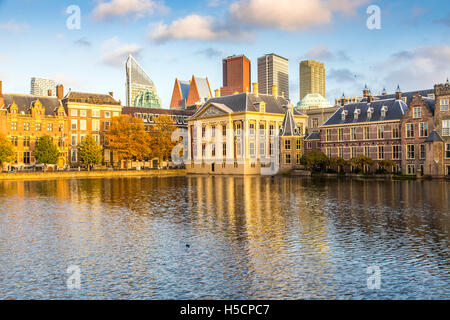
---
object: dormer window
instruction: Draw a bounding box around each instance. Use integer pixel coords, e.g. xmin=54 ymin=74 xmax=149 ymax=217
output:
xmin=354 ymin=109 xmax=361 ymax=120
xmin=381 ymin=106 xmax=388 ymax=118
xmin=341 ymin=110 xmax=348 ymax=121
xmin=367 ymin=107 xmax=374 ymax=119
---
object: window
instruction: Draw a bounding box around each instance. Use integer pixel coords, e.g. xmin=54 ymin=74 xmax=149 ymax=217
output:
xmin=364 ymin=146 xmax=370 ymax=157
xmin=367 ymin=108 xmax=373 ymax=119
xmin=413 ymin=107 xmax=421 ymax=119
xmin=341 ymin=110 xmax=347 ymax=121
xmin=407 ymin=164 xmax=415 ymax=175
xmin=338 ymin=128 xmax=344 ymax=141
xmin=104 ymin=121 xmax=111 ymax=131
xmin=296 ymin=153 xmax=301 ymax=165
xmin=443 ymin=120 xmax=450 ymax=136
xmin=392 ymin=125 xmax=400 ymax=138
xmin=211 ymin=125 xmax=216 ymax=137
xmin=59 ymin=124 xmax=64 ymax=132
xmin=269 ymin=124 xmax=274 ymax=136
xmin=441 ymin=99 xmax=449 ymax=111
xmin=419 ymin=122 xmax=428 ymax=137
xmin=11 ymin=122 xmax=17 ymax=131
xmin=259 ymin=124 xmax=265 ymax=136
xmin=312 ymin=118 xmax=319 ymax=128
xmin=202 ymin=144 xmax=206 ymax=157
xmin=58 ymin=138 xmax=64 ymax=148
xmin=260 ymin=141 xmax=266 ymax=156
xmin=80 ymin=110 xmax=87 ymax=117
xmin=222 ymin=125 xmax=227 ymax=137
xmin=381 ymin=106 xmax=388 ymax=118
xmin=71 ymin=135 xmax=77 ymax=146
xmin=212 ymin=144 xmax=216 ymax=157
xmin=71 ymin=120 xmax=77 ymax=130
xmin=236 ymin=142 xmax=241 ymax=156
xmin=236 ymin=123 xmax=241 ymax=136
xmin=11 ymin=136 xmax=18 ymax=147
xmin=446 ymin=144 xmax=450 ymax=159
xmin=92 ymin=110 xmax=100 ymax=118
xmin=285 ymin=154 xmax=291 ymax=164
xmin=36 ymin=123 xmax=41 ymax=131
xmin=354 ymin=109 xmax=360 ymax=120
xmin=23 ymin=152 xmax=31 ymax=164
xmin=113 ymin=112 xmax=119 ymax=117
xmin=92 ymin=120 xmax=99 ymax=132
xmin=71 ymin=150 xmax=77 ymax=162
xmin=351 ymin=127 xmax=357 ymax=140
xmin=326 ymin=129 xmax=332 ymax=142
xmin=296 ymin=139 xmax=301 ymax=150
xmin=420 ymin=144 xmax=426 ymax=159
xmin=47 ymin=123 xmax=53 ymax=131
xmin=377 ymin=146 xmax=384 ymax=160
xmin=105 ymin=111 xmax=111 ymax=118
xmin=223 ymin=143 xmax=227 ymax=156
xmin=80 ymin=120 xmax=86 ymax=131
xmin=326 ymin=148 xmax=331 ymax=157
xmin=307 ymin=142 xmax=312 ymax=149
xmin=202 ymin=127 xmax=206 ymax=138
xmin=249 ymin=123 xmax=255 ymax=135
xmin=393 ymin=145 xmax=401 ymax=160
xmin=338 ymin=147 xmax=344 ymax=158
xmin=406 ymin=123 xmax=415 ymax=138
xmin=24 ymin=122 xmax=30 ymax=131
xmin=407 ymin=145 xmax=415 ymax=159
xmin=269 ymin=143 xmax=273 ymax=156
xmin=364 ymin=127 xmax=370 ymax=140
xmin=249 ymin=142 xmax=255 ymax=156
xmin=377 ymin=126 xmax=384 ymax=139
xmin=285 ymin=139 xmax=291 ymax=150
xmin=70 ymin=109 xmax=77 ymax=117
xmin=351 ymin=147 xmax=357 ymax=158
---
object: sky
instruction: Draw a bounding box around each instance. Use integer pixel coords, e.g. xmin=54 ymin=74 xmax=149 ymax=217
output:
xmin=0 ymin=0 xmax=449 ymax=107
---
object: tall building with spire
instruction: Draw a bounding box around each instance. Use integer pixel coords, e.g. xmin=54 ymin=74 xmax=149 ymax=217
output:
xmin=125 ymin=54 xmax=161 ymax=108
xmin=258 ymin=54 xmax=289 ymax=99
xmin=299 ymin=60 xmax=326 ymax=100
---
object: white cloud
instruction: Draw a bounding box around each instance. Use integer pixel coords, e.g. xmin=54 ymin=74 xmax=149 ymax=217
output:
xmin=302 ymin=45 xmax=352 ymax=62
xmin=0 ymin=20 xmax=29 ymax=32
xmin=92 ymin=0 xmax=169 ymax=21
xmin=101 ymin=37 xmax=143 ymax=67
xmin=149 ymin=14 xmax=252 ymax=43
xmin=229 ymin=0 xmax=368 ymax=31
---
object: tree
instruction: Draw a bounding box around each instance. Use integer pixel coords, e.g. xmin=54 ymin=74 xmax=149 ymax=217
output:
xmin=351 ymin=155 xmax=374 ymax=173
xmin=77 ymin=135 xmax=103 ymax=169
xmin=106 ymin=115 xmax=150 ymax=165
xmin=148 ymin=114 xmax=177 ymax=165
xmin=33 ymin=135 xmax=59 ymax=167
xmin=0 ymin=135 xmax=15 ymax=170
xmin=329 ymin=157 xmax=348 ymax=172
xmin=378 ymin=159 xmax=397 ymax=173
xmin=300 ymin=150 xmax=329 ymax=172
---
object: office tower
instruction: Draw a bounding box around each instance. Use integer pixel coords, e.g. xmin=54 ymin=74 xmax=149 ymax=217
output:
xmin=125 ymin=54 xmax=161 ymax=108
xmin=258 ymin=54 xmax=289 ymax=99
xmin=299 ymin=60 xmax=326 ymax=100
xmin=30 ymin=77 xmax=56 ymax=96
xmin=220 ymin=55 xmax=251 ymax=97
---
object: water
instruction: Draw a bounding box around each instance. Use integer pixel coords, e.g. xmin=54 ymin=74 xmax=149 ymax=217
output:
xmin=0 ymin=176 xmax=448 ymax=300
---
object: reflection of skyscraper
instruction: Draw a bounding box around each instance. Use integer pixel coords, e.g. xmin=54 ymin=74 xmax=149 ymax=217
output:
xmin=258 ymin=54 xmax=289 ymax=99
xmin=299 ymin=60 xmax=325 ymax=100
xmin=30 ymin=77 xmax=56 ymax=96
xmin=220 ymin=55 xmax=251 ymax=96
xmin=125 ymin=54 xmax=161 ymax=108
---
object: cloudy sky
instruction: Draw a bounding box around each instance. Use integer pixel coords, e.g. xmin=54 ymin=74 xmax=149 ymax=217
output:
xmin=0 ymin=0 xmax=449 ymax=106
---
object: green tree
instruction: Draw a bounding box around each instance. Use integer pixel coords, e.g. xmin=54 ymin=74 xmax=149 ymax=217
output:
xmin=329 ymin=157 xmax=348 ymax=172
xmin=33 ymin=135 xmax=59 ymax=167
xmin=351 ymin=155 xmax=374 ymax=173
xmin=378 ymin=159 xmax=397 ymax=173
xmin=0 ymin=135 xmax=16 ymax=170
xmin=300 ymin=150 xmax=329 ymax=172
xmin=77 ymin=135 xmax=103 ymax=170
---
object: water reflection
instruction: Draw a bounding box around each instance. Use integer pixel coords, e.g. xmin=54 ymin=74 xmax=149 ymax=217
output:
xmin=0 ymin=176 xmax=448 ymax=299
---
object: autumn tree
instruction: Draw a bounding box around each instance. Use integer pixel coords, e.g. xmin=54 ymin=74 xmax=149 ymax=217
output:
xmin=0 ymin=135 xmax=15 ymax=170
xmin=351 ymin=155 xmax=374 ymax=173
xmin=148 ymin=114 xmax=177 ymax=165
xmin=378 ymin=159 xmax=397 ymax=173
xmin=77 ymin=135 xmax=103 ymax=170
xmin=300 ymin=150 xmax=329 ymax=172
xmin=33 ymin=135 xmax=59 ymax=166
xmin=106 ymin=115 xmax=150 ymax=165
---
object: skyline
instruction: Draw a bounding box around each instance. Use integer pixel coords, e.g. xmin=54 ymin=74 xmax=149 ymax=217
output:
xmin=0 ymin=0 xmax=449 ymax=107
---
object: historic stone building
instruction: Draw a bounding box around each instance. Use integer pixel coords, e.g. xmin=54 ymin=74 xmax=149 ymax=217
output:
xmin=279 ymin=105 xmax=304 ymax=172
xmin=187 ymin=83 xmax=307 ymax=175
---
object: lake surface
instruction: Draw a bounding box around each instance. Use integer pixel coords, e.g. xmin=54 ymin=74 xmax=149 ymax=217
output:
xmin=0 ymin=176 xmax=448 ymax=300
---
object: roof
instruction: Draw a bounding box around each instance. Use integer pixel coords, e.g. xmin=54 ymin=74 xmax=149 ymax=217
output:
xmin=194 ymin=77 xmax=212 ymax=100
xmin=179 ymin=80 xmax=190 ymax=100
xmin=122 ymin=106 xmax=195 ymax=116
xmin=425 ymin=130 xmax=444 ymax=142
xmin=363 ymin=89 xmax=435 ymax=105
xmin=280 ymin=107 xmax=301 ymax=136
xmin=305 ymin=132 xmax=321 ymax=140
xmin=323 ymin=98 xmax=408 ymax=126
xmin=297 ymin=93 xmax=332 ymax=109
xmin=63 ymin=91 xmax=121 ymax=105
xmin=2 ymin=93 xmax=62 ymax=115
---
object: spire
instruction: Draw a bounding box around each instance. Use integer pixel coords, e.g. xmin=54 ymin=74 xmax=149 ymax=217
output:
xmin=446 ymin=78 xmax=449 ymax=86
xmin=280 ymin=105 xmax=301 ymax=136
xmin=396 ymin=84 xmax=401 ymax=93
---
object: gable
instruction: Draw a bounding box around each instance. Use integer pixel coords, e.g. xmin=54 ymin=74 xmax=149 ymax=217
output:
xmin=193 ymin=103 xmax=233 ymax=119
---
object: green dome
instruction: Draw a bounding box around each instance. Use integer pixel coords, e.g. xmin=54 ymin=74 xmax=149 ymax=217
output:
xmin=134 ymin=89 xmax=162 ymax=109
xmin=296 ymin=93 xmax=332 ymax=109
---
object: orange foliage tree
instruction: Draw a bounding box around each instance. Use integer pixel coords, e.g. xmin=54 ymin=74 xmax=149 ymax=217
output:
xmin=148 ymin=114 xmax=177 ymax=164
xmin=106 ymin=115 xmax=150 ymax=163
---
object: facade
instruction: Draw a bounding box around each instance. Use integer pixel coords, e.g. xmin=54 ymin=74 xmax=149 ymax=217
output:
xmin=0 ymin=81 xmax=69 ymax=169
xmin=299 ymin=60 xmax=326 ymax=101
xmin=170 ymin=76 xmax=212 ymax=109
xmin=304 ymin=132 xmax=321 ymax=152
xmin=187 ymin=83 xmax=307 ymax=175
xmin=257 ymin=54 xmax=289 ymax=99
xmin=30 ymin=77 xmax=56 ymax=96
xmin=279 ymin=105 xmax=304 ymax=172
xmin=125 ymin=54 xmax=161 ymax=108
xmin=61 ymin=90 xmax=122 ymax=166
xmin=221 ymin=55 xmax=251 ymax=97
xmin=431 ymin=80 xmax=450 ymax=176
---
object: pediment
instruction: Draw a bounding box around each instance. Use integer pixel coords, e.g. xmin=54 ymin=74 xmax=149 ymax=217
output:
xmin=194 ymin=103 xmax=233 ymax=119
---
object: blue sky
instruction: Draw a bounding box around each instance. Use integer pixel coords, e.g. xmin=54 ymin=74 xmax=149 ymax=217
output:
xmin=0 ymin=0 xmax=448 ymax=107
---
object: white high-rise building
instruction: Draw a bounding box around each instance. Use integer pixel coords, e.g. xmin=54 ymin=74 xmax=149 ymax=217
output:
xmin=258 ymin=54 xmax=289 ymax=99
xmin=30 ymin=77 xmax=56 ymax=96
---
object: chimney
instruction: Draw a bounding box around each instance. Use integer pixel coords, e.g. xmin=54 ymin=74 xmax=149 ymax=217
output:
xmin=109 ymin=92 xmax=114 ymax=97
xmin=215 ymin=89 xmax=220 ymax=98
xmin=56 ymin=84 xmax=64 ymax=100
xmin=48 ymin=89 xmax=52 ymax=96
xmin=252 ymin=83 xmax=259 ymax=97
xmin=340 ymin=93 xmax=346 ymax=106
xmin=363 ymin=84 xmax=369 ymax=98
xmin=272 ymin=84 xmax=278 ymax=98
xmin=368 ymin=95 xmax=373 ymax=103
xmin=395 ymin=85 xmax=402 ymax=100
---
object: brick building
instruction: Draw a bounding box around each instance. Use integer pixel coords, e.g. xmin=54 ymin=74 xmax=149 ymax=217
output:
xmin=220 ymin=55 xmax=251 ymax=97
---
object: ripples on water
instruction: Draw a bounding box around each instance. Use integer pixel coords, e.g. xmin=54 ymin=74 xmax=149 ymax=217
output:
xmin=0 ymin=176 xmax=448 ymax=300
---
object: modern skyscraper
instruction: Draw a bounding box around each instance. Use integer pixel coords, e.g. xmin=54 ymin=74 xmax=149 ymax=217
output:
xmin=125 ymin=54 xmax=161 ymax=108
xmin=30 ymin=77 xmax=56 ymax=96
xmin=299 ymin=60 xmax=326 ymax=100
xmin=220 ymin=55 xmax=251 ymax=97
xmin=258 ymin=54 xmax=289 ymax=99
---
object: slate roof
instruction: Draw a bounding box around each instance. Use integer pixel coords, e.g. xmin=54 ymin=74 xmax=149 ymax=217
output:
xmin=425 ymin=130 xmax=444 ymax=143
xmin=280 ymin=108 xmax=301 ymax=136
xmin=62 ymin=91 xmax=121 ymax=105
xmin=322 ymin=98 xmax=408 ymax=126
xmin=305 ymin=132 xmax=321 ymax=140
xmin=2 ymin=93 xmax=62 ymax=115
xmin=363 ymin=89 xmax=435 ymax=105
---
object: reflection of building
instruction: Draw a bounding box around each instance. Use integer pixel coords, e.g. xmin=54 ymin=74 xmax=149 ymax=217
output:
xmin=187 ymin=83 xmax=307 ymax=174
xmin=125 ymin=54 xmax=161 ymax=108
xmin=0 ymin=81 xmax=69 ymax=169
xmin=299 ymin=60 xmax=325 ymax=100
xmin=296 ymin=93 xmax=338 ymax=133
xmin=30 ymin=77 xmax=56 ymax=96
xmin=258 ymin=54 xmax=289 ymax=99
xmin=61 ymin=89 xmax=122 ymax=166
xmin=221 ymin=55 xmax=251 ymax=97
xmin=170 ymin=76 xmax=212 ymax=109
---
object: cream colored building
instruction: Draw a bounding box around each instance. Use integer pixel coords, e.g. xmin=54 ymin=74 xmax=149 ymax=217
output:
xmin=186 ymin=84 xmax=308 ymax=175
xmin=300 ymin=60 xmax=326 ymax=100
